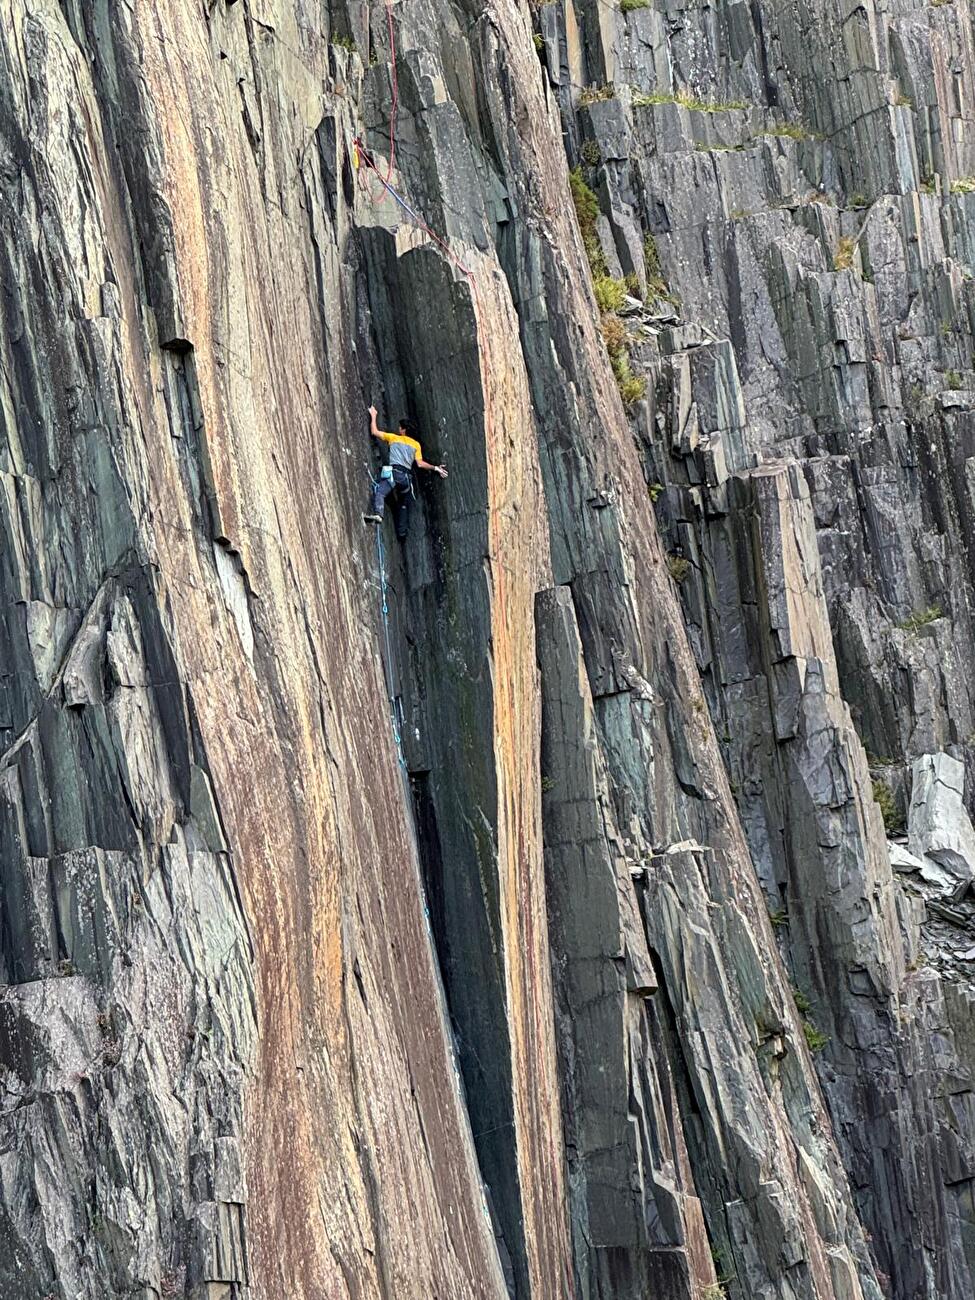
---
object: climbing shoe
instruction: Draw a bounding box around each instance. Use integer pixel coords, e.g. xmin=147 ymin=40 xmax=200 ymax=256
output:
xmin=363 ymin=513 xmax=382 ymax=525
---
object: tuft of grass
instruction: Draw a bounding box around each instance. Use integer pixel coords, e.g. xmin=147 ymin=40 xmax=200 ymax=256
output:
xmin=623 ymin=271 xmax=642 ymax=298
xmin=895 ymin=93 xmax=913 ymax=108
xmin=947 ymin=369 xmax=963 ymax=390
xmin=769 ymin=908 xmax=789 ymax=928
xmin=601 ymin=314 xmax=627 ymax=353
xmin=609 ymin=349 xmax=646 ymax=407
xmin=643 ymin=232 xmax=661 ymax=279
xmin=951 ymin=175 xmax=975 ymax=193
xmin=533 ymin=32 xmax=544 ymax=52
xmin=617 ymin=372 xmax=647 ymax=407
xmin=601 ymin=297 xmax=646 ymax=407
xmin=791 ymin=987 xmax=829 ymax=1053
xmin=633 ymin=88 xmax=749 ymax=113
xmin=791 ymin=985 xmax=812 ymax=1015
xmin=621 ymin=0 xmax=652 ymax=9
xmin=581 ymin=84 xmax=615 ymax=106
xmin=594 ymin=275 xmax=628 ymax=312
xmin=666 ymin=554 xmax=691 ymax=583
xmin=834 ymin=236 xmax=857 ymax=270
xmin=849 ymin=191 xmax=868 ymax=208
xmin=762 ymin=122 xmax=817 ymax=141
xmin=694 ymin=141 xmax=743 ymax=152
xmin=541 ymin=775 xmax=555 ymax=792
xmin=711 ymin=1245 xmax=728 ymax=1275
xmin=633 ymin=90 xmax=678 ymax=107
xmin=569 ymin=167 xmax=607 ymax=277
xmin=330 ymin=33 xmax=357 ymax=51
xmin=702 ymin=1286 xmax=728 ymax=1300
xmin=872 ymin=780 xmax=905 ymax=835
xmin=920 ymin=173 xmax=937 ymax=194
xmin=580 ymin=138 xmax=601 ymax=167
xmin=569 ymin=167 xmax=600 ymax=227
xmin=571 ymin=169 xmax=647 ymax=410
xmin=642 ymin=231 xmax=677 ymax=303
xmin=803 ymin=1021 xmax=829 ymax=1052
xmin=648 ymin=481 xmax=664 ymax=502
xmin=897 ymin=605 xmax=942 ymax=631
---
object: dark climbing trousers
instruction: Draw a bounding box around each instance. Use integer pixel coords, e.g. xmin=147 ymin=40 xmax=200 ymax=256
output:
xmin=372 ymin=467 xmax=413 ymax=540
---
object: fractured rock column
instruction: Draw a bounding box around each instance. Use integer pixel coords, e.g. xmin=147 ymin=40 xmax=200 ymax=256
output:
xmin=470 ymin=6 xmax=887 ymax=1297
xmin=697 ymin=458 xmax=973 ymax=1296
xmin=537 ymin=584 xmax=716 ymax=1300
xmin=479 ymin=258 xmax=576 ymax=1298
xmin=356 ymin=193 xmax=573 ymax=1289
xmin=0 ymin=3 xmax=519 ymax=1296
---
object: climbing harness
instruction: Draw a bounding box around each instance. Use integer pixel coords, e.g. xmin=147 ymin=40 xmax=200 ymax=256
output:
xmin=353 ymin=134 xmax=507 ymax=736
xmin=354 ymin=1 xmax=502 ymax=768
xmin=351 ymin=19 xmax=531 ymax=1263
xmin=378 ymin=463 xmax=416 ymax=497
xmin=351 ymin=135 xmax=493 ymax=471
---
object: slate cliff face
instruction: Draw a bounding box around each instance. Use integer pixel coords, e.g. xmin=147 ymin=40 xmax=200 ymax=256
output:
xmin=2 ymin=1 xmax=974 ymax=1298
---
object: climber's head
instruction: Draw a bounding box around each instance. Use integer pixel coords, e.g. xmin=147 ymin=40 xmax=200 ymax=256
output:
xmin=399 ymin=418 xmax=416 ymax=439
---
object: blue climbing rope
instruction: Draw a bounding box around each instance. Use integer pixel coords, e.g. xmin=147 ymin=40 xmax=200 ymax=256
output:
xmin=372 ymin=498 xmax=409 ymax=772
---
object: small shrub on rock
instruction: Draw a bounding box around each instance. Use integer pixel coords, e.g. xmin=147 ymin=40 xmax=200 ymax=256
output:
xmin=834 ymin=236 xmax=856 ymax=270
xmin=897 ymin=605 xmax=942 ymax=632
xmin=580 ymin=138 xmax=601 ymax=166
xmin=593 ymin=275 xmax=628 ymax=312
xmin=872 ymin=780 xmax=905 ymax=834
xmin=803 ymin=1021 xmax=829 ymax=1052
xmin=667 ymin=554 xmax=691 ymax=583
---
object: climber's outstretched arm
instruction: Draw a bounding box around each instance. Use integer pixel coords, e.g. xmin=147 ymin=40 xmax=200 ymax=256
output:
xmin=368 ymin=404 xmax=391 ymax=439
xmin=417 ymin=457 xmax=448 ymax=479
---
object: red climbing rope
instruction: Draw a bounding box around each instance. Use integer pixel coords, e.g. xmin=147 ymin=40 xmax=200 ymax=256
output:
xmin=352 ymin=4 xmax=495 ymax=549
xmin=354 ymin=140 xmax=476 ymax=282
xmin=353 ymin=134 xmax=492 ymax=458
xmin=356 ymin=34 xmax=570 ymax=1290
xmin=360 ymin=0 xmax=399 ymax=204
xmin=356 ymin=137 xmax=499 ymax=681
xmin=383 ymin=0 xmax=398 ymax=183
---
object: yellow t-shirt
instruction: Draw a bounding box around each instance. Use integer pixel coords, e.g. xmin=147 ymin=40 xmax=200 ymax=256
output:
xmin=378 ymin=429 xmax=422 ymax=469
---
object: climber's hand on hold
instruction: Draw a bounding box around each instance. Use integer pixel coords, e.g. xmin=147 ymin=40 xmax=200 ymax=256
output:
xmin=368 ymin=404 xmax=377 ymax=418
xmin=436 ymin=465 xmax=448 ymax=479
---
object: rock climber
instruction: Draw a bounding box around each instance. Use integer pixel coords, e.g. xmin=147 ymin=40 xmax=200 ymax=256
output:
xmin=363 ymin=404 xmax=447 ymax=540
